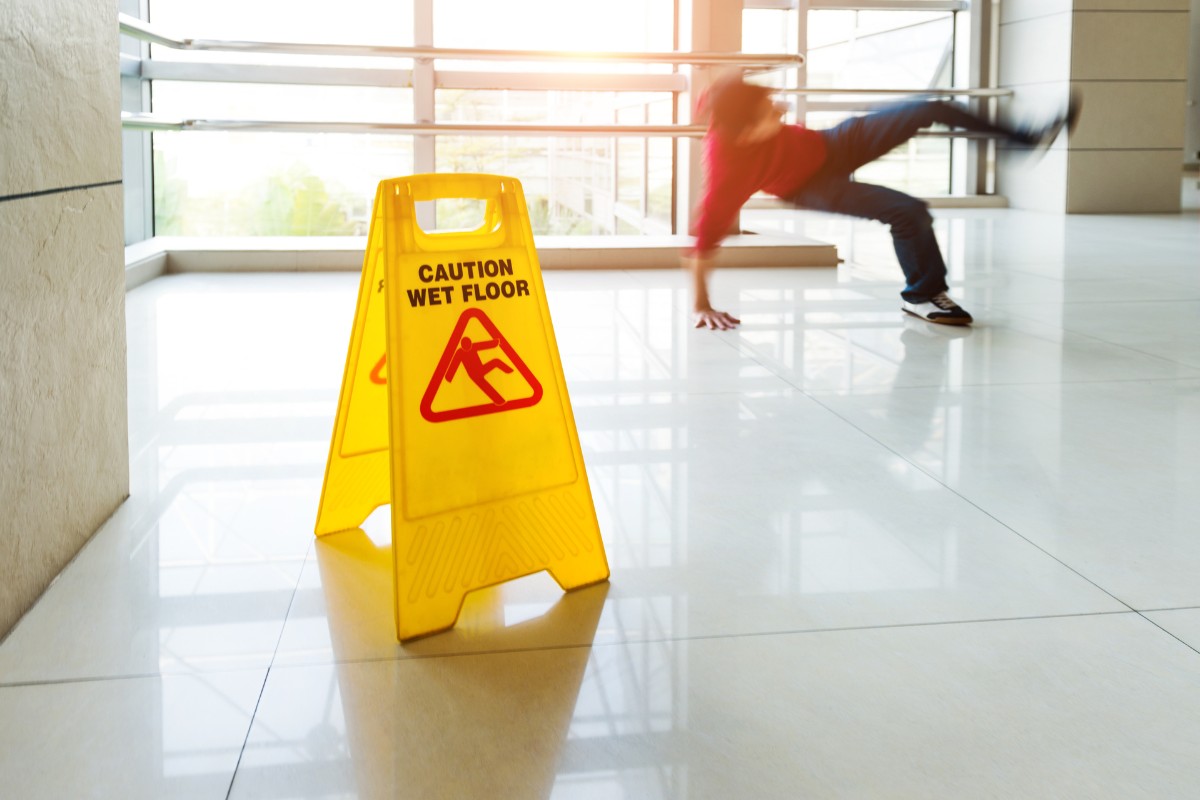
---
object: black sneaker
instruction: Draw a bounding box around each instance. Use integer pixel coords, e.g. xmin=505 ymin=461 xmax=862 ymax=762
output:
xmin=902 ymin=291 xmax=973 ymax=325
xmin=1023 ymin=91 xmax=1083 ymax=158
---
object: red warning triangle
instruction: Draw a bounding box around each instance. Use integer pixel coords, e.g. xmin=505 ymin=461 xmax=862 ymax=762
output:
xmin=420 ymin=308 xmax=543 ymax=423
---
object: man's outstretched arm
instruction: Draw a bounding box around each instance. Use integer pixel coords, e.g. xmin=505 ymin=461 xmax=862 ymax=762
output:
xmin=682 ymin=253 xmax=741 ymax=330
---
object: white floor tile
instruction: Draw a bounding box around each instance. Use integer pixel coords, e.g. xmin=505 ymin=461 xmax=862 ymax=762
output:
xmin=0 ymin=509 xmax=302 ymax=681
xmin=819 ymin=379 xmax=1200 ymax=609
xmin=236 ymin=615 xmax=1200 ymax=799
xmin=547 ymin=274 xmax=797 ymax=395
xmin=0 ymin=669 xmax=264 ymax=800
xmin=1005 ymin=300 xmax=1200 ymax=369
xmin=957 ymin=271 xmax=1200 ymax=306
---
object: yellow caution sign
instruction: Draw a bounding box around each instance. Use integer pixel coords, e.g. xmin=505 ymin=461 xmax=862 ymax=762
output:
xmin=316 ymin=174 xmax=609 ymax=640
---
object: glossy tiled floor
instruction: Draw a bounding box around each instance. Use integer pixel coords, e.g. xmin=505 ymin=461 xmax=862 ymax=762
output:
xmin=3 ymin=209 xmax=1200 ymax=798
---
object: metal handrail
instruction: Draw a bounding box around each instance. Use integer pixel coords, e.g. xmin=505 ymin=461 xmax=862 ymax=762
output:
xmin=118 ymin=13 xmax=804 ymax=67
xmin=780 ymin=87 xmax=1012 ymax=98
xmin=122 ymin=112 xmax=1005 ymax=139
xmin=117 ymin=15 xmax=1009 ymax=140
xmin=120 ymin=114 xmax=710 ymax=137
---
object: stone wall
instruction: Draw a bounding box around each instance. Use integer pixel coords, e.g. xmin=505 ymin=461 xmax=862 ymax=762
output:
xmin=0 ymin=0 xmax=129 ymax=637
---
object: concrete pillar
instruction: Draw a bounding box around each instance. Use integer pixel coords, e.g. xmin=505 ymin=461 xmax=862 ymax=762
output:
xmin=996 ymin=0 xmax=1191 ymax=213
xmin=1187 ymin=0 xmax=1200 ymax=166
xmin=679 ymin=0 xmax=743 ymax=233
xmin=0 ymin=0 xmax=129 ymax=637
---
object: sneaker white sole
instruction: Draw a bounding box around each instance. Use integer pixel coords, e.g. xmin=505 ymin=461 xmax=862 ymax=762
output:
xmin=902 ymin=307 xmax=973 ymax=326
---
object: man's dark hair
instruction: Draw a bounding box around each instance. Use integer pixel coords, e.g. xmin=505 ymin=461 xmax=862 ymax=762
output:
xmin=704 ymin=75 xmax=773 ymax=139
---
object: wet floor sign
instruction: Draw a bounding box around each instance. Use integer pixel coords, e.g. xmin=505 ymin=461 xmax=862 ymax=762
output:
xmin=315 ymin=174 xmax=609 ymax=640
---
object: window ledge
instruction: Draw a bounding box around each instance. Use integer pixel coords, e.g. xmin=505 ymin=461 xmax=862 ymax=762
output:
xmin=125 ymin=233 xmax=839 ymax=290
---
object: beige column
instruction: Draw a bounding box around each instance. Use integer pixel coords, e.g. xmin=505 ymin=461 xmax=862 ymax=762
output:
xmin=0 ymin=0 xmax=129 ymax=636
xmin=679 ymin=0 xmax=744 ymax=232
xmin=996 ymin=0 xmax=1191 ymax=213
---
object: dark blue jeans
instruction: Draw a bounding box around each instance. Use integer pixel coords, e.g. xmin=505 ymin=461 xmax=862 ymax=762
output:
xmin=789 ymin=101 xmax=1026 ymax=303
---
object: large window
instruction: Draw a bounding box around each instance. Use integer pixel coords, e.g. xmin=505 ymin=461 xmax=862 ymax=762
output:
xmin=807 ymin=9 xmax=958 ymax=196
xmin=126 ymin=0 xmax=985 ymax=242
xmin=139 ymin=0 xmax=680 ymax=238
xmin=432 ymin=91 xmax=675 ymax=235
xmin=743 ymin=4 xmax=965 ymax=198
xmin=151 ymin=84 xmax=413 ymax=236
xmin=149 ymin=0 xmax=414 ymax=59
xmin=432 ymin=0 xmax=674 ymax=59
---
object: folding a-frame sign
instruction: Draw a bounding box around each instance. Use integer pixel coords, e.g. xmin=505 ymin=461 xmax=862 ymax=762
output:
xmin=315 ymin=174 xmax=609 ymax=641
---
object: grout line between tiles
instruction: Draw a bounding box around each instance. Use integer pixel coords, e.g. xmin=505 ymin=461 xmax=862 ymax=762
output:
xmin=798 ymin=373 xmax=1200 ymax=397
xmin=223 ymin=537 xmax=313 ymax=800
xmin=994 ymin=305 xmax=1200 ymax=372
xmin=992 ymin=296 xmax=1200 ymax=310
xmin=0 ymin=670 xmax=168 ymax=689
xmin=783 ymin=381 xmax=1142 ymax=615
xmin=223 ymin=670 xmax=271 ymax=800
xmin=1135 ymin=605 xmax=1200 ymax=614
xmin=1136 ymin=613 xmax=1200 ymax=659
xmin=4 ymin=607 xmax=1192 ymax=686
xmin=717 ymin=328 xmax=1198 ymax=401
xmin=667 ymin=609 xmax=1141 ymax=644
xmin=257 ymin=609 xmax=1144 ymax=672
xmin=704 ymin=314 xmax=1200 ymax=394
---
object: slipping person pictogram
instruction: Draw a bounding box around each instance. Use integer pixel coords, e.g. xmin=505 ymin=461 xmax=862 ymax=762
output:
xmin=446 ymin=336 xmax=513 ymax=406
xmin=421 ymin=307 xmax=543 ymax=423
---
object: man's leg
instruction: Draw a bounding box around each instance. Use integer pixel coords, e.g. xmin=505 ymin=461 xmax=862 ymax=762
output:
xmin=793 ymin=175 xmax=948 ymax=302
xmin=791 ymin=175 xmax=971 ymax=323
xmin=822 ymin=100 xmax=1036 ymax=175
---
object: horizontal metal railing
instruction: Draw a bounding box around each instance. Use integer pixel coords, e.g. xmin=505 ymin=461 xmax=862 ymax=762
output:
xmin=119 ymin=14 xmax=1010 ymax=141
xmin=118 ymin=13 xmax=804 ymax=67
xmin=121 ymin=115 xmax=709 ymax=136
xmin=121 ymin=113 xmax=1004 ymax=139
xmin=782 ymin=87 xmax=1012 ymax=98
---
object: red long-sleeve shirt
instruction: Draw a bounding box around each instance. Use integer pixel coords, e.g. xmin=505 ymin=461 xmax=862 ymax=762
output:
xmin=690 ymin=125 xmax=828 ymax=256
